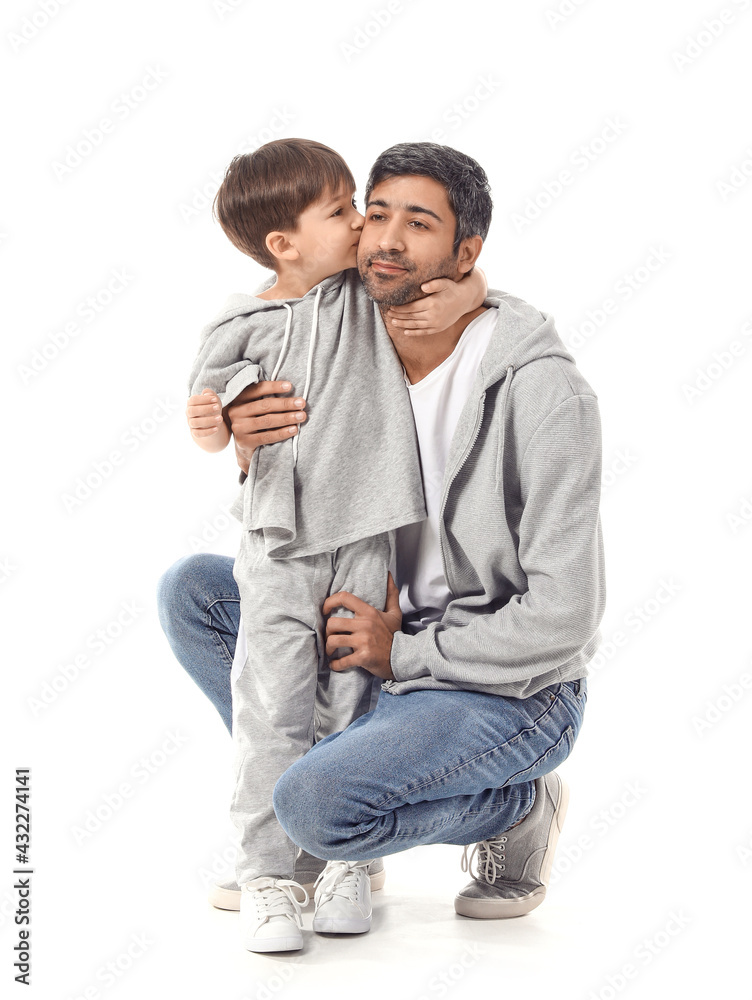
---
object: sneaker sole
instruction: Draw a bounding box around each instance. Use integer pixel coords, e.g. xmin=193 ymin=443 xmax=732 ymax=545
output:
xmin=454 ymin=773 xmax=570 ymax=919
xmin=312 ymin=914 xmax=372 ymax=934
xmin=210 ymin=869 xmax=386 ymax=911
xmin=243 ymin=933 xmax=303 ymax=953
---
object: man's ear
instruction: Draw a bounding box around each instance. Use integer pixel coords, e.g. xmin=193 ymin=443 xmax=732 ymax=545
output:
xmin=265 ymin=231 xmax=300 ymax=263
xmin=456 ymin=235 xmax=483 ymax=276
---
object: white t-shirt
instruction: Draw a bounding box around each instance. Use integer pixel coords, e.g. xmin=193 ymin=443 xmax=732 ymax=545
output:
xmin=391 ymin=307 xmax=499 ymax=634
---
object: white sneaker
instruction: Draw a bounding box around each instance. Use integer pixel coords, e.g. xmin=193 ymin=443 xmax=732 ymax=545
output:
xmin=312 ymin=861 xmax=372 ymax=934
xmin=239 ymin=877 xmax=309 ymax=952
xmin=209 ymin=857 xmax=386 ymax=910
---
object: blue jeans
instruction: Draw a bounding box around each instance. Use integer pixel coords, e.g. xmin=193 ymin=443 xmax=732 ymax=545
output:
xmin=157 ymin=553 xmax=587 ymax=852
xmin=273 ymin=680 xmax=587 ymax=858
xmin=157 ymin=553 xmax=239 ymax=733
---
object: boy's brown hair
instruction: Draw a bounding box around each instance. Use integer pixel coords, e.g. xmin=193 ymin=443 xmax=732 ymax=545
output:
xmin=213 ymin=138 xmax=356 ymax=270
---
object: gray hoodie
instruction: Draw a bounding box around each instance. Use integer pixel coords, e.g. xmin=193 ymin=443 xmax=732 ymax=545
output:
xmin=384 ymin=288 xmax=606 ymax=699
xmin=189 ymin=270 xmax=427 ymax=559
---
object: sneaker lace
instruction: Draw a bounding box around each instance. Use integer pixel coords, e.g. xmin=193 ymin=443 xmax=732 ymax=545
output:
xmin=460 ymin=836 xmax=508 ymax=884
xmin=249 ymin=879 xmax=309 ymax=927
xmin=313 ymin=860 xmax=367 ymax=906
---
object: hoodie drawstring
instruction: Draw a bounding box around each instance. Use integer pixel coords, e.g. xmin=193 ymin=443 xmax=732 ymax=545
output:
xmin=495 ymin=365 xmax=515 ymax=494
xmin=270 ymin=304 xmax=293 ymax=382
xmin=269 ymin=287 xmax=323 ymax=467
xmin=294 ymin=286 xmax=322 ymax=465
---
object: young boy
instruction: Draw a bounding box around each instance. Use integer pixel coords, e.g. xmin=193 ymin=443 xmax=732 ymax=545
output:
xmin=186 ymin=138 xmax=485 ymax=953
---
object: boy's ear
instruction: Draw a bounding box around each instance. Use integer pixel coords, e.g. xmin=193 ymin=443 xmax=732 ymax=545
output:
xmin=456 ymin=235 xmax=483 ymax=275
xmin=265 ymin=231 xmax=300 ymax=263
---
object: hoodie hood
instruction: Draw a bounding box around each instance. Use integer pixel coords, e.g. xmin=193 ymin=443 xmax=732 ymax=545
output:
xmin=479 ymin=289 xmax=575 ymax=385
xmin=202 ymin=270 xmax=346 ymax=330
xmin=473 ymin=289 xmax=576 ymax=496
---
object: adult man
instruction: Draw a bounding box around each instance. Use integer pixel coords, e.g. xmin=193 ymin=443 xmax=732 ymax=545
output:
xmin=158 ymin=142 xmax=604 ymax=934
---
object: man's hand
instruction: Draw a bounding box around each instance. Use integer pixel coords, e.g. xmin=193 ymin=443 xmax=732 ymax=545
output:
xmin=323 ymin=573 xmax=402 ymax=680
xmin=227 ymin=380 xmax=307 ymax=472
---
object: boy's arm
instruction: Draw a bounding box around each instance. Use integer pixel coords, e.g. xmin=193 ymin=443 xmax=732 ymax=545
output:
xmin=187 ymin=388 xmax=232 ymax=453
xmin=385 ymin=267 xmax=488 ymax=336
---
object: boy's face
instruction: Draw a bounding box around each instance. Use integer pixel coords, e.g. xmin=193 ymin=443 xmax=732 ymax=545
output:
xmin=289 ymin=184 xmax=364 ymax=279
xmin=357 ymin=175 xmax=462 ymax=306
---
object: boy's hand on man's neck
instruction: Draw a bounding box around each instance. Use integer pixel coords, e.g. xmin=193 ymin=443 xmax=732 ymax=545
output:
xmin=381 ymin=304 xmax=488 ymax=385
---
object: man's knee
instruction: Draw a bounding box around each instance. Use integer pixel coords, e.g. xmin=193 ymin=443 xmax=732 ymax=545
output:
xmin=273 ymin=758 xmax=343 ymax=860
xmin=156 ymin=553 xmax=217 ymax=628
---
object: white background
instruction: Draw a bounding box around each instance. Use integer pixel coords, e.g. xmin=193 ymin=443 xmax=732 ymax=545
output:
xmin=3 ymin=0 xmax=751 ymax=997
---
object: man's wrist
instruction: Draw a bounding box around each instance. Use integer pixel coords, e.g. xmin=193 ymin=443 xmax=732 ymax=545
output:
xmin=389 ymin=631 xmax=432 ymax=683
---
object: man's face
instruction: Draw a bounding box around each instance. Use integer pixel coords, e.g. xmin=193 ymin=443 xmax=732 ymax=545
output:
xmin=357 ymin=175 xmax=462 ymax=306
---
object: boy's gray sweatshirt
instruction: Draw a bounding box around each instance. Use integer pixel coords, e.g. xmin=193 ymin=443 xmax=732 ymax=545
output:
xmin=189 ymin=270 xmax=427 ymax=559
xmin=384 ymin=288 xmax=606 ymax=700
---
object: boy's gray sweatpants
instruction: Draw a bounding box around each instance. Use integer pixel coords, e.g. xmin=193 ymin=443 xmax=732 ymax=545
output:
xmin=230 ymin=527 xmax=394 ymax=885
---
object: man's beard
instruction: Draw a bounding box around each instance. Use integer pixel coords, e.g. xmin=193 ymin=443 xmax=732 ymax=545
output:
xmin=358 ymin=250 xmax=460 ymax=307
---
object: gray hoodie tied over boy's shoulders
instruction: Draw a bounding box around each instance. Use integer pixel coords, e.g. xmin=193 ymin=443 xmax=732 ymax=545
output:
xmin=189 ymin=269 xmax=427 ymax=559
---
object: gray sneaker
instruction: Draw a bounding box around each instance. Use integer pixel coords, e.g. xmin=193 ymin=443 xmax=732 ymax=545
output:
xmin=454 ymin=771 xmax=569 ymax=919
xmin=208 ymin=852 xmax=385 ymax=910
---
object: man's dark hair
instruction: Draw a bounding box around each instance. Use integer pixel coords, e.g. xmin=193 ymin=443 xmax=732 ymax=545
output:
xmin=214 ymin=138 xmax=356 ymax=270
xmin=364 ymin=142 xmax=493 ymax=253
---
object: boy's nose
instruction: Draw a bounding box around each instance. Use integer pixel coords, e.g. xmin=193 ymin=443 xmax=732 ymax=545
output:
xmin=352 ymin=211 xmax=365 ymax=230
